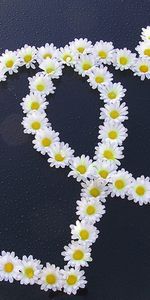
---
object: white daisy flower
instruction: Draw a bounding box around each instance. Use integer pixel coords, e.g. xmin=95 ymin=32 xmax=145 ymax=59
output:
xmin=62 ymin=266 xmax=87 ymax=295
xmin=87 ymin=66 xmax=113 ymax=89
xmin=20 ymin=92 xmax=48 ymax=113
xmin=94 ymin=141 xmax=124 ymax=166
xmin=0 ymin=251 xmax=20 ymax=283
xmin=113 ymin=48 xmax=136 ymax=70
xmin=135 ymin=41 xmax=150 ymax=59
xmin=132 ymin=58 xmax=150 ymax=80
xmin=69 ymin=38 xmax=92 ymax=55
xmin=141 ymin=26 xmax=150 ymax=41
xmin=39 ymin=263 xmax=62 ymax=292
xmin=74 ymin=54 xmax=96 ymax=77
xmin=59 ymin=45 xmax=77 ymax=66
xmin=99 ymin=82 xmax=126 ymax=103
xmin=22 ymin=111 xmax=49 ymax=135
xmin=81 ymin=178 xmax=109 ymax=202
xmin=92 ymin=160 xmax=117 ymax=183
xmin=39 ymin=58 xmax=64 ymax=79
xmin=29 ymin=73 xmax=55 ymax=95
xmin=98 ymin=121 xmax=128 ymax=145
xmin=68 ymin=155 xmax=93 ymax=182
xmin=70 ymin=220 xmax=99 ymax=246
xmin=17 ymin=45 xmax=37 ymax=69
xmin=17 ymin=255 xmax=42 ymax=285
xmin=128 ymin=175 xmax=150 ymax=205
xmin=76 ymin=198 xmax=106 ymax=224
xmin=100 ymin=101 xmax=128 ymax=123
xmin=37 ymin=43 xmax=59 ymax=63
xmin=109 ymin=169 xmax=133 ymax=198
xmin=48 ymin=142 xmax=74 ymax=168
xmin=61 ymin=241 xmax=92 ymax=268
xmin=92 ymin=40 xmax=114 ymax=64
xmin=0 ymin=50 xmax=20 ymax=74
xmin=33 ymin=127 xmax=59 ymax=155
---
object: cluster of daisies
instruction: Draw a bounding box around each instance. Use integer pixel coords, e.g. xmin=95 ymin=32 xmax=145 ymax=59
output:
xmin=0 ymin=26 xmax=150 ymax=295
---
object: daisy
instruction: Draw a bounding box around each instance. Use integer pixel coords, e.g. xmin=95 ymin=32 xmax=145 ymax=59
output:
xmin=74 ymin=54 xmax=96 ymax=77
xmin=141 ymin=26 xmax=150 ymax=41
xmin=17 ymin=45 xmax=37 ymax=69
xmin=62 ymin=266 xmax=87 ymax=295
xmin=22 ymin=111 xmax=49 ymax=135
xmin=70 ymin=220 xmax=99 ymax=245
xmin=100 ymin=101 xmax=128 ymax=123
xmin=33 ymin=127 xmax=59 ymax=155
xmin=128 ymin=176 xmax=150 ymax=205
xmin=0 ymin=50 xmax=20 ymax=74
xmin=68 ymin=155 xmax=93 ymax=182
xmin=99 ymin=82 xmax=126 ymax=103
xmin=132 ymin=58 xmax=150 ymax=80
xmin=92 ymin=160 xmax=117 ymax=183
xmin=81 ymin=178 xmax=109 ymax=202
xmin=135 ymin=41 xmax=150 ymax=59
xmin=39 ymin=263 xmax=62 ymax=292
xmin=29 ymin=73 xmax=55 ymax=95
xmin=94 ymin=141 xmax=124 ymax=166
xmin=92 ymin=40 xmax=114 ymax=64
xmin=20 ymin=92 xmax=48 ymax=113
xmin=113 ymin=48 xmax=136 ymax=70
xmin=61 ymin=241 xmax=92 ymax=268
xmin=17 ymin=255 xmax=42 ymax=285
xmin=109 ymin=169 xmax=133 ymax=198
xmin=39 ymin=58 xmax=64 ymax=79
xmin=98 ymin=121 xmax=128 ymax=145
xmin=0 ymin=251 xmax=20 ymax=283
xmin=87 ymin=66 xmax=113 ymax=89
xmin=59 ymin=45 xmax=77 ymax=66
xmin=69 ymin=38 xmax=92 ymax=55
xmin=48 ymin=142 xmax=74 ymax=168
xmin=76 ymin=198 xmax=106 ymax=223
xmin=37 ymin=43 xmax=59 ymax=63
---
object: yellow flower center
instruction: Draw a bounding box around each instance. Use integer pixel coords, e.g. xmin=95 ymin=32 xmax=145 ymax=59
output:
xmin=31 ymin=101 xmax=40 ymax=110
xmin=24 ymin=54 xmax=32 ymax=63
xmin=98 ymin=50 xmax=107 ymax=59
xmin=108 ymin=130 xmax=118 ymax=140
xmin=24 ymin=267 xmax=34 ymax=279
xmin=103 ymin=149 xmax=114 ymax=160
xmin=46 ymin=274 xmax=57 ymax=285
xmin=63 ymin=54 xmax=72 ymax=62
xmin=99 ymin=169 xmax=109 ymax=179
xmin=73 ymin=250 xmax=84 ymax=260
xmin=43 ymin=53 xmax=52 ymax=59
xmin=79 ymin=229 xmax=89 ymax=240
xmin=115 ymin=179 xmax=125 ymax=190
xmin=86 ymin=205 xmax=96 ymax=215
xmin=119 ymin=56 xmax=128 ymax=65
xmin=66 ymin=274 xmax=77 ymax=286
xmin=89 ymin=187 xmax=101 ymax=197
xmin=55 ymin=153 xmax=65 ymax=162
xmin=77 ymin=47 xmax=85 ymax=53
xmin=36 ymin=83 xmax=45 ymax=92
xmin=46 ymin=67 xmax=55 ymax=74
xmin=144 ymin=48 xmax=150 ymax=57
xmin=110 ymin=110 xmax=120 ymax=119
xmin=31 ymin=121 xmax=41 ymax=130
xmin=76 ymin=165 xmax=87 ymax=174
xmin=82 ymin=62 xmax=92 ymax=71
xmin=41 ymin=137 xmax=51 ymax=147
xmin=108 ymin=91 xmax=117 ymax=100
xmin=135 ymin=185 xmax=145 ymax=196
xmin=95 ymin=76 xmax=104 ymax=83
xmin=4 ymin=262 xmax=14 ymax=273
xmin=139 ymin=65 xmax=148 ymax=73
xmin=6 ymin=59 xmax=14 ymax=68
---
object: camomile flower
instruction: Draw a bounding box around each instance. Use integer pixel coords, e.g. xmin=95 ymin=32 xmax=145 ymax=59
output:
xmin=92 ymin=160 xmax=117 ymax=183
xmin=81 ymin=178 xmax=109 ymax=202
xmin=94 ymin=141 xmax=124 ymax=166
xmin=0 ymin=50 xmax=20 ymax=74
xmin=39 ymin=263 xmax=62 ymax=292
xmin=20 ymin=92 xmax=48 ymax=113
xmin=70 ymin=220 xmax=99 ymax=246
xmin=92 ymin=40 xmax=114 ymax=64
xmin=0 ymin=251 xmax=20 ymax=283
xmin=76 ymin=198 xmax=106 ymax=224
xmin=59 ymin=45 xmax=77 ymax=66
xmin=48 ymin=142 xmax=74 ymax=168
xmin=109 ymin=169 xmax=133 ymax=198
xmin=37 ymin=43 xmax=59 ymax=63
xmin=132 ymin=58 xmax=150 ymax=80
xmin=74 ymin=54 xmax=96 ymax=77
xmin=128 ymin=176 xmax=150 ymax=205
xmin=98 ymin=121 xmax=128 ymax=145
xmin=22 ymin=111 xmax=49 ymax=135
xmin=17 ymin=45 xmax=37 ymax=69
xmin=68 ymin=155 xmax=93 ymax=182
xmin=113 ymin=48 xmax=136 ymax=71
xmin=33 ymin=127 xmax=59 ymax=155
xmin=62 ymin=266 xmax=87 ymax=295
xmin=141 ymin=26 xmax=150 ymax=41
xmin=100 ymin=101 xmax=128 ymax=123
xmin=39 ymin=58 xmax=64 ymax=79
xmin=17 ymin=255 xmax=42 ymax=285
xmin=87 ymin=66 xmax=113 ymax=89
xmin=99 ymin=82 xmax=126 ymax=103
xmin=61 ymin=241 xmax=92 ymax=268
xmin=69 ymin=38 xmax=92 ymax=55
xmin=29 ymin=73 xmax=55 ymax=95
xmin=135 ymin=41 xmax=150 ymax=59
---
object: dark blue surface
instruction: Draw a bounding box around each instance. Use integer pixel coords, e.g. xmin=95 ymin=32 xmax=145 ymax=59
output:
xmin=0 ymin=1 xmax=150 ymax=299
